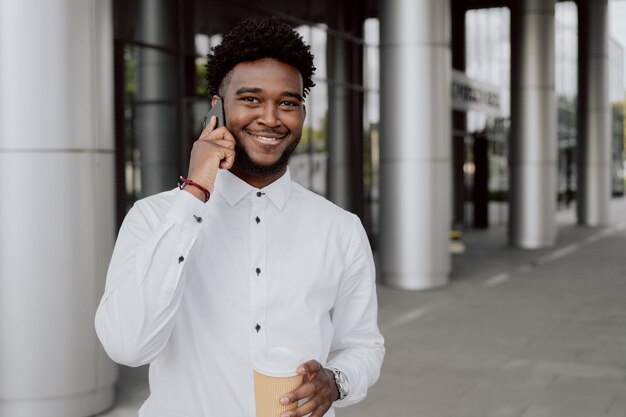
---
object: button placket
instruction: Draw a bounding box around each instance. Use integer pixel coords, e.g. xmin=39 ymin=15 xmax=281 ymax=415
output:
xmin=250 ymin=192 xmax=268 ymax=350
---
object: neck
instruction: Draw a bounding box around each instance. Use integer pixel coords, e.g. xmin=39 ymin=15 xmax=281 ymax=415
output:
xmin=228 ymin=166 xmax=286 ymax=189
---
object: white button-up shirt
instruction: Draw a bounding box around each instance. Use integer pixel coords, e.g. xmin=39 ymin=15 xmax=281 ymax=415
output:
xmin=95 ymin=169 xmax=384 ymax=417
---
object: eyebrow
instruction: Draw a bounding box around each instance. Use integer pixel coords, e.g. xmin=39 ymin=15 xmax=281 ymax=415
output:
xmin=235 ymin=87 xmax=303 ymax=102
xmin=282 ymin=91 xmax=304 ymax=102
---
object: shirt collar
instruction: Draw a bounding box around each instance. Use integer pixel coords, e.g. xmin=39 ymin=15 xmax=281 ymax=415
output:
xmin=215 ymin=168 xmax=293 ymax=210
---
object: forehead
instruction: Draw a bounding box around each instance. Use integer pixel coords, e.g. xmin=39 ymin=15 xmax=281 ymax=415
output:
xmin=225 ymin=58 xmax=303 ymax=94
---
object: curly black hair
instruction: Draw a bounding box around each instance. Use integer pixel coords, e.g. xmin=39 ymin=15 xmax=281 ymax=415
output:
xmin=206 ymin=17 xmax=316 ymax=98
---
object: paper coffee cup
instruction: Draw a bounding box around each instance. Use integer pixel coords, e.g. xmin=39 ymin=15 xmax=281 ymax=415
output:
xmin=253 ymin=346 xmax=303 ymax=417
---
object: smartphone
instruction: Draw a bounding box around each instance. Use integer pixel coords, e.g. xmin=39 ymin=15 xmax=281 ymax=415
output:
xmin=203 ymin=99 xmax=225 ymax=130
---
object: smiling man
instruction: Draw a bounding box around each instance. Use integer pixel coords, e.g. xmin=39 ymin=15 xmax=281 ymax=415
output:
xmin=95 ymin=17 xmax=384 ymax=417
xmin=213 ymin=59 xmax=305 ymax=187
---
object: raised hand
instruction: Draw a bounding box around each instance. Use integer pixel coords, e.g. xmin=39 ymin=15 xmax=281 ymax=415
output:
xmin=185 ymin=115 xmax=236 ymax=200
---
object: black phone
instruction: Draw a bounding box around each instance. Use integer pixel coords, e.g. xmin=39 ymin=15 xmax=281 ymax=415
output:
xmin=203 ymin=99 xmax=225 ymax=130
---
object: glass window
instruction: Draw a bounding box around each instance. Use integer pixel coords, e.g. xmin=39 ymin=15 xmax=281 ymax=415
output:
xmin=465 ymin=7 xmax=511 ymax=226
xmin=363 ymin=18 xmax=380 ymax=234
xmin=556 ymin=1 xmax=578 ymax=206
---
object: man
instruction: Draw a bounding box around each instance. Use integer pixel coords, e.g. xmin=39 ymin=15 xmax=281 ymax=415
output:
xmin=95 ymin=17 xmax=384 ymax=417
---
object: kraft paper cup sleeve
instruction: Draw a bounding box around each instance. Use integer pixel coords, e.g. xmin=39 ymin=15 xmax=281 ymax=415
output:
xmin=253 ymin=347 xmax=303 ymax=417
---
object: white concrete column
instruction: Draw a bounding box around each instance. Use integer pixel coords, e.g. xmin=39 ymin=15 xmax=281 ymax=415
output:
xmin=578 ymin=0 xmax=611 ymax=225
xmin=0 ymin=1 xmax=117 ymax=416
xmin=379 ymin=0 xmax=451 ymax=290
xmin=509 ymin=0 xmax=557 ymax=248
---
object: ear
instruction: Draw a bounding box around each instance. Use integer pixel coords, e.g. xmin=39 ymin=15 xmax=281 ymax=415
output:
xmin=302 ymin=103 xmax=307 ymax=119
xmin=211 ymin=95 xmax=221 ymax=107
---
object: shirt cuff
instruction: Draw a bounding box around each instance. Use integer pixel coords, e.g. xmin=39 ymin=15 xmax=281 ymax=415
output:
xmin=165 ymin=188 xmax=207 ymax=225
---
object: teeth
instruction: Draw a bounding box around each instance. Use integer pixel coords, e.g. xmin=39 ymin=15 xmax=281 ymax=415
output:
xmin=250 ymin=133 xmax=281 ymax=142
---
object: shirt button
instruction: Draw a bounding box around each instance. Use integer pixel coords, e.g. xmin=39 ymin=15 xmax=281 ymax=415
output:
xmin=255 ymin=216 xmax=261 ymax=224
xmin=256 ymin=191 xmax=263 ymax=197
xmin=256 ymin=267 xmax=261 ymax=276
xmin=255 ymin=324 xmax=261 ymax=333
xmin=193 ymin=215 xmax=202 ymax=223
xmin=178 ymin=255 xmax=185 ymax=263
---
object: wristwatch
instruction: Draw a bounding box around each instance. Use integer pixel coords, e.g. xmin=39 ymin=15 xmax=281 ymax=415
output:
xmin=327 ymin=367 xmax=350 ymax=400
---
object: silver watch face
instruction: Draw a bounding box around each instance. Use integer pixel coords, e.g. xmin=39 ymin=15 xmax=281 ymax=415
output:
xmin=331 ymin=369 xmax=349 ymax=399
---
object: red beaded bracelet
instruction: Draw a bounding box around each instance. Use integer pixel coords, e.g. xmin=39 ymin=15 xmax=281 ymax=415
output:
xmin=178 ymin=176 xmax=210 ymax=202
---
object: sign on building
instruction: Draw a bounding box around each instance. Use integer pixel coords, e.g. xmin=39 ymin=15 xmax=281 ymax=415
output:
xmin=451 ymin=70 xmax=501 ymax=116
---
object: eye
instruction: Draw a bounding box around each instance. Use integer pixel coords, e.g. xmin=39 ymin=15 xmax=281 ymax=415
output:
xmin=280 ymin=100 xmax=300 ymax=109
xmin=241 ymin=96 xmax=260 ymax=104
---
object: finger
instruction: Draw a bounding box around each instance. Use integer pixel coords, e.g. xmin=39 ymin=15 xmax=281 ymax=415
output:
xmin=282 ymin=396 xmax=324 ymax=417
xmin=198 ymin=124 xmax=224 ymax=142
xmin=214 ymin=137 xmax=235 ymax=150
xmin=297 ymin=360 xmax=322 ymax=377
xmin=199 ymin=127 xmax=236 ymax=150
xmin=219 ymin=153 xmax=235 ymax=169
xmin=280 ymin=361 xmax=322 ymax=404
xmin=198 ymin=116 xmax=216 ymax=140
xmin=190 ymin=137 xmax=233 ymax=162
xmin=200 ymin=123 xmax=231 ymax=143
xmin=282 ymin=367 xmax=332 ymax=405
xmin=281 ymin=380 xmax=318 ymax=405
xmin=288 ymin=401 xmax=317 ymax=417
xmin=203 ymin=115 xmax=217 ymax=134
xmin=194 ymin=136 xmax=222 ymax=152
xmin=216 ymin=146 xmax=235 ymax=169
xmin=217 ymin=128 xmax=237 ymax=149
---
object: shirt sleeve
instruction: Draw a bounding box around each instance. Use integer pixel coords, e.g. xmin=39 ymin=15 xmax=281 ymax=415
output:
xmin=95 ymin=190 xmax=206 ymax=367
xmin=326 ymin=214 xmax=385 ymax=407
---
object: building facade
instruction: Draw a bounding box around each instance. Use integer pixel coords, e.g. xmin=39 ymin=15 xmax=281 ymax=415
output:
xmin=1 ymin=0 xmax=623 ymax=415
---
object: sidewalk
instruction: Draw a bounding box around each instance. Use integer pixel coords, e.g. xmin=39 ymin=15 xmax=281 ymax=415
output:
xmin=340 ymin=197 xmax=626 ymax=417
xmin=99 ymin=198 xmax=626 ymax=417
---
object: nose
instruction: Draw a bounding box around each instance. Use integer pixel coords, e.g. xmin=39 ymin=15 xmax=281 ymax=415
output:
xmin=257 ymin=102 xmax=281 ymax=128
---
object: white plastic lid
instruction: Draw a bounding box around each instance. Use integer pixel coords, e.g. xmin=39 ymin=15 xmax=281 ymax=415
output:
xmin=252 ymin=346 xmax=302 ymax=377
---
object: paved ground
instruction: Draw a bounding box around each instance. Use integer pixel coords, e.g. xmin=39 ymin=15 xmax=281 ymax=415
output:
xmin=98 ymin=198 xmax=626 ymax=417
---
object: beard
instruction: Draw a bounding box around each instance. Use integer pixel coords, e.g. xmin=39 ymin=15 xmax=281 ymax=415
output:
xmin=233 ymin=139 xmax=298 ymax=178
